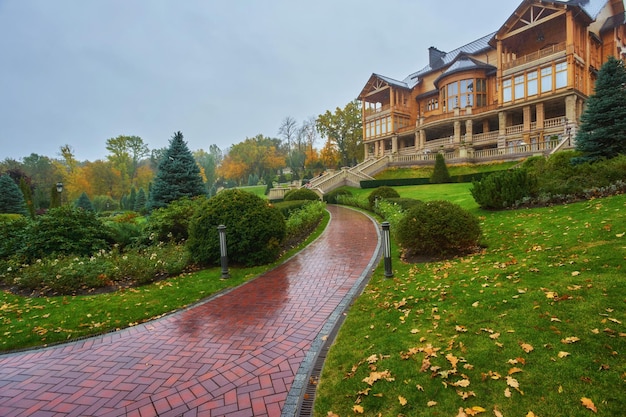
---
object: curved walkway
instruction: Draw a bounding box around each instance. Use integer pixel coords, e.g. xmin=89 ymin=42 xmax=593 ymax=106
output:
xmin=0 ymin=205 xmax=380 ymax=417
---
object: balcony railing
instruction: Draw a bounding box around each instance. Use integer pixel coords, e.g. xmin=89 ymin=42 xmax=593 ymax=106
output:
xmin=502 ymin=42 xmax=566 ymax=71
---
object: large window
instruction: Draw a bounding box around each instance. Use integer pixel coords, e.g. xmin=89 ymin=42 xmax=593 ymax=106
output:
xmin=365 ymin=116 xmax=392 ymax=139
xmin=527 ymin=71 xmax=538 ymax=96
xmin=541 ymin=66 xmax=553 ymax=93
xmin=442 ymin=78 xmax=487 ymax=111
xmin=556 ymin=61 xmax=567 ymax=88
xmin=503 ymin=78 xmax=512 ymax=102
xmin=514 ymin=75 xmax=525 ymax=99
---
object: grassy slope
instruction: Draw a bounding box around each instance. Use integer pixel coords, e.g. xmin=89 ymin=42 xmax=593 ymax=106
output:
xmin=315 ymin=193 xmax=626 ymax=417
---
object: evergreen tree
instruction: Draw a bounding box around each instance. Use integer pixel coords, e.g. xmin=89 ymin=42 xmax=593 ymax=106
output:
xmin=430 ymin=153 xmax=452 ymax=183
xmin=134 ymin=188 xmax=147 ymax=213
xmin=575 ymin=56 xmax=626 ymax=163
xmin=75 ymin=192 xmax=95 ymax=211
xmin=19 ymin=177 xmax=35 ymax=218
xmin=128 ymin=187 xmax=137 ymax=212
xmin=0 ymin=174 xmax=28 ymax=215
xmin=148 ymin=131 xmax=206 ymax=210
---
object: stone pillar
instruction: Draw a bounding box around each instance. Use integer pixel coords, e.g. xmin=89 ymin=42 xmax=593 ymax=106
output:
xmin=465 ymin=119 xmax=473 ymax=144
xmin=498 ymin=111 xmax=507 ymax=150
xmin=565 ymin=94 xmax=577 ymax=124
xmin=454 ymin=120 xmax=462 ymax=144
xmin=536 ymin=102 xmax=545 ymax=129
xmin=523 ymin=105 xmax=531 ymax=132
xmin=364 ymin=142 xmax=370 ymax=159
xmin=392 ymin=136 xmax=398 ymax=153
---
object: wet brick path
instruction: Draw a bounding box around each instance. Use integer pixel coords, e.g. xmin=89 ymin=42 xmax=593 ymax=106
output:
xmin=0 ymin=205 xmax=380 ymax=417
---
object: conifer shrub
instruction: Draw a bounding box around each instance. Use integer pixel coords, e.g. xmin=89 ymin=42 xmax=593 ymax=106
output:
xmin=323 ymin=188 xmax=352 ymax=204
xmin=396 ymin=200 xmax=482 ymax=258
xmin=22 ymin=206 xmax=114 ymax=260
xmin=284 ymin=188 xmax=320 ymax=201
xmin=0 ymin=215 xmax=29 ymax=260
xmin=470 ymin=169 xmax=537 ymax=210
xmin=368 ymin=186 xmax=400 ymax=209
xmin=187 ymin=189 xmax=286 ymax=267
xmin=430 ymin=153 xmax=452 ymax=183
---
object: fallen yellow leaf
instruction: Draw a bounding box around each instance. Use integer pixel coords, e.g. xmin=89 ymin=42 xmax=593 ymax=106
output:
xmin=506 ymin=376 xmax=519 ymax=389
xmin=558 ymin=351 xmax=570 ymax=358
xmin=427 ymin=400 xmax=437 ymax=407
xmin=353 ymin=404 xmax=364 ymax=414
xmin=494 ymin=407 xmax=504 ymax=417
xmin=520 ymin=342 xmax=534 ymax=353
xmin=398 ymin=396 xmax=407 ymax=406
xmin=508 ymin=367 xmax=523 ymax=375
xmin=581 ymin=397 xmax=597 ymax=413
xmin=561 ymin=336 xmax=580 ymax=344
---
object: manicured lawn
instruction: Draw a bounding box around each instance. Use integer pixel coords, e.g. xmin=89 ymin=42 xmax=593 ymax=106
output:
xmin=0 ymin=211 xmax=330 ymax=353
xmin=375 ymin=161 xmax=519 ymax=180
xmin=315 ymin=193 xmax=626 ymax=417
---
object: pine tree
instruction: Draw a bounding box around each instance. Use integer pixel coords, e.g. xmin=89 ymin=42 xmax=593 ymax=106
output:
xmin=0 ymin=174 xmax=28 ymax=215
xmin=148 ymin=131 xmax=206 ymax=210
xmin=430 ymin=153 xmax=452 ymax=183
xmin=134 ymin=188 xmax=147 ymax=213
xmin=575 ymin=56 xmax=626 ymax=163
xmin=128 ymin=187 xmax=137 ymax=212
xmin=75 ymin=192 xmax=95 ymax=211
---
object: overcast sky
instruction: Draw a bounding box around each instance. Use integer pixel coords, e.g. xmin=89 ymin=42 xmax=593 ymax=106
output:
xmin=0 ymin=0 xmax=522 ymax=162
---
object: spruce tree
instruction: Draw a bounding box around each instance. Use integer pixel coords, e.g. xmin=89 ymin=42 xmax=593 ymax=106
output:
xmin=575 ymin=56 xmax=626 ymax=163
xmin=430 ymin=153 xmax=452 ymax=183
xmin=134 ymin=188 xmax=147 ymax=213
xmin=0 ymin=174 xmax=28 ymax=215
xmin=75 ymin=192 xmax=95 ymax=211
xmin=148 ymin=131 xmax=206 ymax=210
xmin=128 ymin=187 xmax=137 ymax=212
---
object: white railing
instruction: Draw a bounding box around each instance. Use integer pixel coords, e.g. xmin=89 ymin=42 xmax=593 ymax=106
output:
xmin=506 ymin=124 xmax=523 ymax=135
xmin=424 ymin=136 xmax=455 ymax=150
xmin=471 ymin=131 xmax=498 ymax=144
xmin=544 ymin=117 xmax=564 ymax=129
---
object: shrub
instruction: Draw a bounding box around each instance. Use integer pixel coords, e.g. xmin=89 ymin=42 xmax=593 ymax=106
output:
xmin=284 ymin=201 xmax=325 ymax=248
xmin=273 ymin=200 xmax=313 ymax=218
xmin=324 ymin=188 xmax=352 ymax=204
xmin=0 ymin=215 xmax=29 ymax=260
xmin=8 ymin=243 xmax=189 ymax=295
xmin=430 ymin=153 xmax=452 ymax=183
xmin=22 ymin=206 xmax=114 ymax=260
xmin=143 ymin=197 xmax=205 ymax=244
xmin=385 ymin=198 xmax=424 ymax=211
xmin=336 ymin=195 xmax=370 ymax=210
xmin=284 ymin=188 xmax=320 ymax=201
xmin=396 ymin=200 xmax=482 ymax=258
xmin=187 ymin=189 xmax=286 ymax=267
xmin=106 ymin=221 xmax=144 ymax=249
xmin=373 ymin=200 xmax=406 ymax=237
xmin=471 ymin=169 xmax=537 ymax=210
xmin=368 ymin=186 xmax=400 ymax=209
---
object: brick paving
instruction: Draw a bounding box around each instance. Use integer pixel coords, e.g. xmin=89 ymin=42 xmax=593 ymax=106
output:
xmin=0 ymin=205 xmax=380 ymax=417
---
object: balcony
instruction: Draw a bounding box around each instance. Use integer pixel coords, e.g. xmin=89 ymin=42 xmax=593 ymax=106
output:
xmin=502 ymin=42 xmax=567 ymax=71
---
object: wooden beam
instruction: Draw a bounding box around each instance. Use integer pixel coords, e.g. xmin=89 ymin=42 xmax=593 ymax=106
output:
xmin=500 ymin=9 xmax=566 ymax=40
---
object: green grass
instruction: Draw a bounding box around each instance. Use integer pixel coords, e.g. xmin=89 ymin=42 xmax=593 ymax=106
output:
xmin=337 ymin=183 xmax=479 ymax=211
xmin=375 ymin=161 xmax=519 ymax=180
xmin=315 ymin=193 xmax=626 ymax=417
xmin=236 ymin=185 xmax=267 ymax=198
xmin=0 ymin=211 xmax=330 ymax=353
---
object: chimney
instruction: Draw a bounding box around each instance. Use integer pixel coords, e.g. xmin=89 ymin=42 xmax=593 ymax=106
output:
xmin=429 ymin=47 xmax=445 ymax=68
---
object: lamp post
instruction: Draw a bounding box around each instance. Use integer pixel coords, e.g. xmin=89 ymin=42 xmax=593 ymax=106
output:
xmin=56 ymin=182 xmax=63 ymax=206
xmin=217 ymin=225 xmax=230 ymax=279
xmin=381 ymin=221 xmax=393 ymax=278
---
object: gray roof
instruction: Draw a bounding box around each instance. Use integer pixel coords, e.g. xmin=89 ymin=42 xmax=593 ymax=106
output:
xmin=433 ymin=54 xmax=497 ymax=87
xmin=554 ymin=0 xmax=607 ymax=20
xmin=372 ymin=73 xmax=410 ymax=89
xmin=402 ymin=32 xmax=496 ymax=87
xmin=601 ymin=12 xmax=626 ymax=32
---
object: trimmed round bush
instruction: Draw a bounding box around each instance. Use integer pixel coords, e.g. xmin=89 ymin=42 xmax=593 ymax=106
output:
xmin=323 ymin=188 xmax=352 ymax=204
xmin=396 ymin=200 xmax=481 ymax=258
xmin=385 ymin=198 xmax=424 ymax=211
xmin=22 ymin=206 xmax=114 ymax=260
xmin=368 ymin=186 xmax=400 ymax=208
xmin=187 ymin=189 xmax=286 ymax=267
xmin=284 ymin=188 xmax=320 ymax=201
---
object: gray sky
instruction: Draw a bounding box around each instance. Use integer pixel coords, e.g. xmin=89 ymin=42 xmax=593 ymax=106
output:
xmin=0 ymin=0 xmax=521 ymax=162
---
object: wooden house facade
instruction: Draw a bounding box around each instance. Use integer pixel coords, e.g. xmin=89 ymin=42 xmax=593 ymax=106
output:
xmin=358 ymin=0 xmax=626 ymax=164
